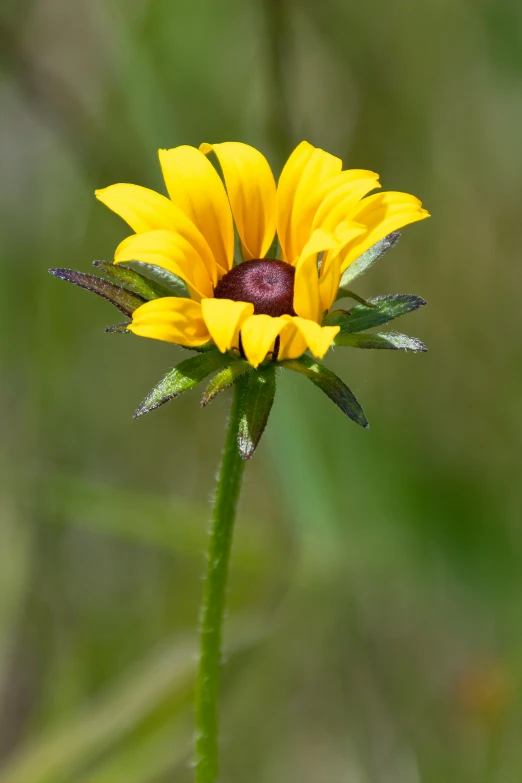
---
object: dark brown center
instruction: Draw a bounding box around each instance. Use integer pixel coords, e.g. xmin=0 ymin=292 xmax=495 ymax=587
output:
xmin=214 ymin=259 xmax=295 ymax=317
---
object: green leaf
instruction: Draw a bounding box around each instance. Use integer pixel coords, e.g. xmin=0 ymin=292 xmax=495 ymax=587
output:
xmin=119 ymin=261 xmax=190 ymax=298
xmin=201 ymin=360 xmax=252 ymax=407
xmin=49 ymin=268 xmax=146 ymax=316
xmin=134 ymin=350 xmax=231 ymax=418
xmin=324 ymin=294 xmax=427 ymax=333
xmin=265 ymin=234 xmax=280 ymax=260
xmin=335 ymin=287 xmax=378 ymax=307
xmin=105 ymin=322 xmax=131 ymax=334
xmin=334 ymin=331 xmax=427 ymax=351
xmin=93 ymin=260 xmax=172 ymax=300
xmin=180 ymin=341 xmax=216 ymax=353
xmin=339 ymin=231 xmax=400 ymax=286
xmin=237 ymin=365 xmax=277 ymax=460
xmin=281 ymin=354 xmax=369 ymax=428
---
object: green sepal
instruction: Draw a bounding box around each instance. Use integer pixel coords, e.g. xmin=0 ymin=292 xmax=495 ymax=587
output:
xmin=118 ymin=261 xmax=190 ymax=298
xmin=334 ymin=331 xmax=427 ymax=351
xmin=324 ymin=294 xmax=426 ymax=333
xmin=201 ymin=360 xmax=252 ymax=408
xmin=93 ymin=260 xmax=171 ymax=300
xmin=105 ymin=322 xmax=131 ymax=334
xmin=339 ymin=231 xmax=400 ymax=287
xmin=281 ymin=354 xmax=368 ymax=429
xmin=265 ymin=234 xmax=280 ymax=260
xmin=335 ymin=287 xmax=378 ymax=307
xmin=181 ymin=341 xmax=217 ymax=353
xmin=237 ymin=365 xmax=277 ymax=460
xmin=49 ymin=268 xmax=146 ymax=316
xmin=134 ymin=350 xmax=231 ymax=418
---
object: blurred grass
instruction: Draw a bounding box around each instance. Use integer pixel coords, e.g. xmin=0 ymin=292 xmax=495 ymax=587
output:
xmin=2 ymin=0 xmax=522 ymax=780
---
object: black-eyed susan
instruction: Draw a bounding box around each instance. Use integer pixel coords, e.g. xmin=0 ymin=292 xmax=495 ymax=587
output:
xmin=50 ymin=140 xmax=429 ymax=783
xmin=91 ymin=141 xmax=428 ymax=369
xmin=51 ymin=141 xmax=429 ymax=450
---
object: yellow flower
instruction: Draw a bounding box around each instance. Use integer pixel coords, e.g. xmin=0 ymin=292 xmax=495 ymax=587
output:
xmin=95 ymin=141 xmax=429 ymax=368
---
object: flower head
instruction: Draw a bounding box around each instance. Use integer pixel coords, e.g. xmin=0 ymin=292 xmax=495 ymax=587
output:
xmin=94 ymin=141 xmax=429 ymax=368
xmin=50 ymin=141 xmax=429 ymax=456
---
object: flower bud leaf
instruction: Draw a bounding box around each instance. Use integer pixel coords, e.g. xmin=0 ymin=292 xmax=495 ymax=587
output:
xmin=334 ymin=331 xmax=427 ymax=351
xmin=93 ymin=260 xmax=172 ymax=300
xmin=118 ymin=261 xmax=190 ymax=298
xmin=201 ymin=360 xmax=252 ymax=408
xmin=134 ymin=350 xmax=231 ymax=418
xmin=48 ymin=268 xmax=146 ymax=316
xmin=237 ymin=365 xmax=277 ymax=460
xmin=324 ymin=294 xmax=426 ymax=333
xmin=281 ymin=354 xmax=369 ymax=428
xmin=339 ymin=231 xmax=400 ymax=287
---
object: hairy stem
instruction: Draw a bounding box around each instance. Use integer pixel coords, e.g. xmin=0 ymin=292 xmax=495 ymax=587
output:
xmin=194 ymin=381 xmax=246 ymax=783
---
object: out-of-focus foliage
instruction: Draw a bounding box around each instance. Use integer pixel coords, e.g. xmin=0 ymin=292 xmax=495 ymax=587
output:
xmin=1 ymin=0 xmax=522 ymax=780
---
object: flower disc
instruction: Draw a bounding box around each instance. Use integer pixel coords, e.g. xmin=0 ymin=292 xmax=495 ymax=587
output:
xmin=214 ymin=259 xmax=295 ymax=317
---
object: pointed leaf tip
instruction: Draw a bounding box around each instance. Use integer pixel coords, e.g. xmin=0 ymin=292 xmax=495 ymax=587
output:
xmin=49 ymin=268 xmax=146 ymax=316
xmin=134 ymin=350 xmax=231 ymax=418
xmin=105 ymin=322 xmax=131 ymax=334
xmin=334 ymin=331 xmax=427 ymax=351
xmin=281 ymin=354 xmax=368 ymax=429
xmin=340 ymin=231 xmax=400 ymax=286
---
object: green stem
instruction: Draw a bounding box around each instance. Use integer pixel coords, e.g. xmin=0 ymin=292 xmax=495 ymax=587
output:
xmin=194 ymin=382 xmax=246 ymax=783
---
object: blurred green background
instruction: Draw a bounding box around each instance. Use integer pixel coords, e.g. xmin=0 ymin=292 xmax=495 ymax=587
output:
xmin=1 ymin=0 xmax=522 ymax=780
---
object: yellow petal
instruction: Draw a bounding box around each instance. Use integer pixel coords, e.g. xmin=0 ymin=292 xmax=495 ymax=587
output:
xmin=318 ymin=253 xmax=341 ymax=313
xmin=291 ymin=317 xmax=340 ymax=359
xmin=200 ymin=142 xmax=276 ymax=260
xmin=95 ymin=183 xmax=182 ymax=232
xmin=95 ymin=183 xmax=218 ymax=283
xmin=332 ymin=219 xmax=368 ymax=246
xmin=240 ymin=314 xmax=286 ymax=368
xmin=316 ymin=221 xmax=367 ymax=312
xmin=277 ymin=143 xmax=315 ymax=262
xmin=129 ymin=297 xmax=210 ymax=346
xmin=114 ymin=230 xmax=213 ymax=300
xmin=293 ymin=229 xmax=339 ymax=322
xmin=340 ymin=191 xmax=430 ymax=271
xmin=312 ymin=171 xmax=381 ymax=234
xmin=277 ymin=141 xmax=342 ymax=263
xmin=294 ymin=169 xmax=378 ymax=259
xmin=277 ymin=317 xmax=308 ymax=361
xmin=159 ymin=146 xmax=234 ymax=272
xmin=201 ymin=298 xmax=254 ymax=353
